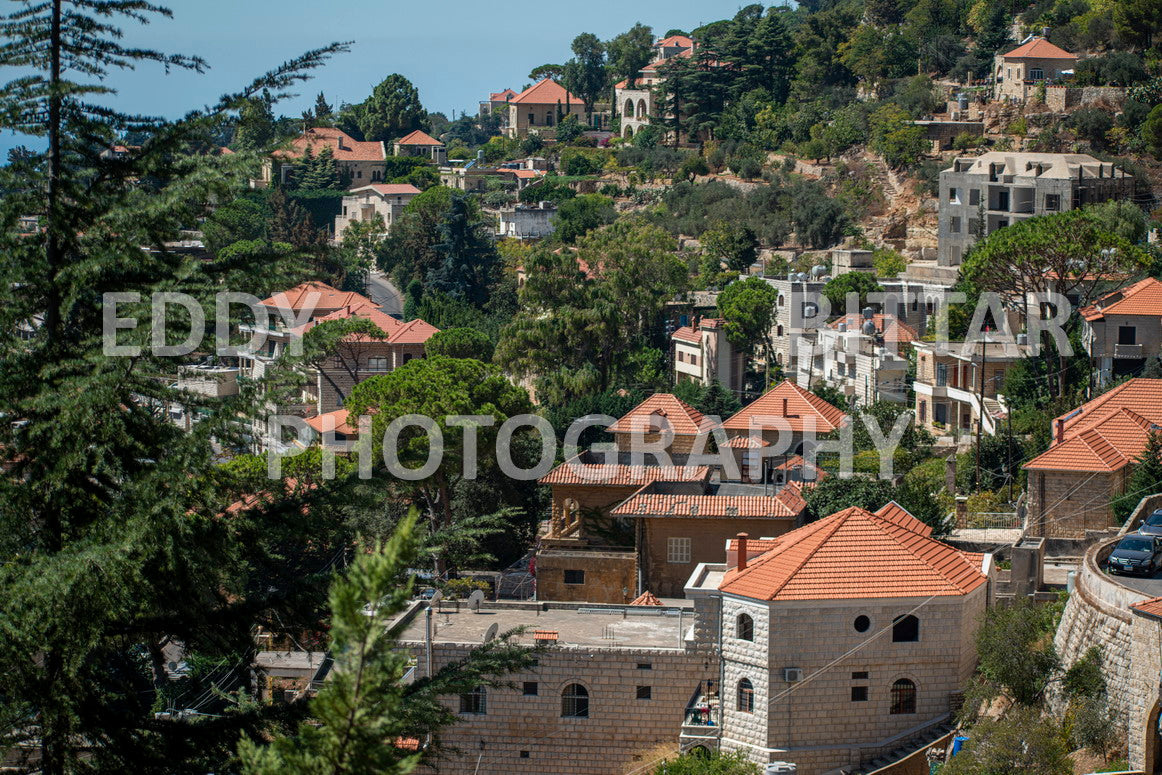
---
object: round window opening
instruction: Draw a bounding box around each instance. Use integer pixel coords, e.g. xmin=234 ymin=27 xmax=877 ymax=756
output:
xmin=854 ymin=615 xmax=870 ymax=633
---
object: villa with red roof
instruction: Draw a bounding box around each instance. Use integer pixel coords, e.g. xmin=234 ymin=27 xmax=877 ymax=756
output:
xmin=1082 ymin=277 xmax=1162 ymax=384
xmin=503 ymin=78 xmax=588 ymax=139
xmin=392 ymin=129 xmax=446 ymax=164
xmin=993 ymin=36 xmax=1079 ymax=102
xmin=721 ymin=380 xmax=849 ymax=460
xmin=684 ymin=502 xmax=991 ymax=772
xmin=616 ymin=35 xmax=695 ymax=139
xmin=333 ymin=183 xmax=422 ymax=241
xmin=266 ymin=127 xmax=387 ymax=187
xmin=1025 ymin=378 xmax=1162 ymax=538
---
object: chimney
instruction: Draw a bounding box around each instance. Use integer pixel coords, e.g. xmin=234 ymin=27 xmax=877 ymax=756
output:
xmin=1041 ymin=26 xmax=1050 ymax=38
xmin=1055 ymin=418 xmax=1064 ymax=445
xmin=737 ymin=533 xmax=749 ymax=571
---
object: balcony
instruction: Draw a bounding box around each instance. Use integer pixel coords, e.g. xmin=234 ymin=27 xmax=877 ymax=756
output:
xmin=680 ymin=680 xmax=721 ymax=743
xmin=1114 ymin=343 xmax=1144 ymax=359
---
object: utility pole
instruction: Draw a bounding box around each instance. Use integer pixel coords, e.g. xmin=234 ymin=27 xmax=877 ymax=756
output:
xmin=974 ymin=331 xmax=987 ymax=491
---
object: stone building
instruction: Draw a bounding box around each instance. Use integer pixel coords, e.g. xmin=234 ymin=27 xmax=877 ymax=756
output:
xmin=266 ymin=127 xmax=387 ymax=187
xmin=936 ymin=152 xmax=1132 ymax=266
xmin=992 ymin=37 xmax=1078 ymax=103
xmin=1129 ymin=597 xmax=1162 ymax=772
xmin=685 ymin=503 xmax=991 ymax=773
xmin=393 ymin=129 xmax=446 ymax=164
xmin=1025 ymin=378 xmax=1162 ymax=539
xmin=912 ymin=337 xmax=1030 ymax=438
xmin=333 ymin=183 xmax=422 ymax=241
xmin=504 ymin=79 xmax=588 ymax=139
xmin=495 ymin=202 xmax=557 ymax=240
xmin=1081 ymin=277 xmax=1162 ymax=385
xmin=613 ymin=35 xmax=694 ymax=140
xmin=671 ymin=317 xmax=746 ymax=397
xmin=795 ymin=314 xmax=917 ymax=406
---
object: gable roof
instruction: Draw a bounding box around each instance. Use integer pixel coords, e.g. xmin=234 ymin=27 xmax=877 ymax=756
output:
xmin=630 ymin=591 xmax=663 ymax=606
xmin=722 ymin=380 xmax=848 ymax=433
xmin=655 ymin=34 xmax=695 ymax=50
xmin=349 ymin=183 xmax=423 ymax=197
xmin=510 ymin=78 xmax=581 ymax=106
xmin=719 ymin=505 xmax=987 ymax=601
xmin=1081 ymin=277 xmax=1162 ymax=321
xmin=306 ymin=409 xmax=355 ymax=436
xmin=672 ymin=325 xmax=701 ymax=344
xmin=490 ymin=88 xmax=518 ymax=102
xmin=607 ymin=393 xmax=708 ymax=436
xmin=1002 ymin=37 xmax=1077 ymax=60
xmin=539 ymin=457 xmax=710 ymax=487
xmin=1131 ymin=596 xmax=1162 ymax=620
xmin=396 ymin=129 xmax=443 ymax=147
xmin=611 ymin=485 xmax=806 ymax=521
xmin=261 ymin=281 xmax=376 ymax=313
xmin=275 ymin=127 xmax=386 ymax=162
xmin=388 ymin=317 xmax=440 ymax=345
xmin=1025 ymin=379 xmax=1162 ymax=472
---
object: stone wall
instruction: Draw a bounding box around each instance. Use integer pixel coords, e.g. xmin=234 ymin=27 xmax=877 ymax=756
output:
xmin=1045 ymin=85 xmax=1127 ymax=113
xmin=1128 ymin=611 xmax=1162 ymax=771
xmin=1051 ymin=538 xmax=1149 ymax=751
xmin=412 ymin=643 xmax=712 ymax=775
xmin=536 ymin=549 xmax=637 ymax=604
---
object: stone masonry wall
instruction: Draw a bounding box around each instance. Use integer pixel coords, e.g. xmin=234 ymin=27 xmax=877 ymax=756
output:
xmin=1128 ymin=612 xmax=1162 ymax=771
xmin=410 ymin=643 xmax=713 ymax=775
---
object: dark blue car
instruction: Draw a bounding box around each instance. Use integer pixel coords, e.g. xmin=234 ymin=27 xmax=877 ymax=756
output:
xmin=1108 ymin=535 xmax=1162 ymax=576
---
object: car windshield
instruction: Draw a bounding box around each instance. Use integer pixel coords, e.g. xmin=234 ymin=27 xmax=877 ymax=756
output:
xmin=1147 ymin=513 xmax=1162 ymax=526
xmin=1119 ymin=538 xmax=1154 ymax=552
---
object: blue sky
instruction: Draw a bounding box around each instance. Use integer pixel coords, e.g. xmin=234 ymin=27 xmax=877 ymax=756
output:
xmin=0 ymin=0 xmax=758 ymax=158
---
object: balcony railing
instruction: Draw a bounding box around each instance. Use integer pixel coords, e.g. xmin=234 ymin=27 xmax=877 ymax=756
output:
xmin=1114 ymin=343 xmax=1144 ymax=359
xmin=683 ymin=679 xmax=720 ymax=727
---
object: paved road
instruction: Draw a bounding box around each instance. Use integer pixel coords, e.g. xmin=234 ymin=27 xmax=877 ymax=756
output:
xmin=1105 ymin=564 xmax=1162 ymax=598
xmin=366 ymin=271 xmax=403 ymax=318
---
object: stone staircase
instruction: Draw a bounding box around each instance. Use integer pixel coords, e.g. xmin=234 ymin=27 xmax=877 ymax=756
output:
xmin=850 ymin=721 xmax=955 ymax=774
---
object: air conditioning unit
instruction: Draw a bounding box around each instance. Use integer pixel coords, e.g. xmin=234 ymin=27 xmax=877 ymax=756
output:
xmin=765 ymin=763 xmax=797 ymax=774
xmin=783 ymin=667 xmax=803 ymax=683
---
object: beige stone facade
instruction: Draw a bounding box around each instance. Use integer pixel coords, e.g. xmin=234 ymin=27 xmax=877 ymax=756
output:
xmin=912 ymin=340 xmax=1027 ymax=437
xmin=1025 ymin=468 xmax=1125 ymax=539
xmin=535 ymin=549 xmax=637 ymax=604
xmin=333 ymin=184 xmax=420 ymax=241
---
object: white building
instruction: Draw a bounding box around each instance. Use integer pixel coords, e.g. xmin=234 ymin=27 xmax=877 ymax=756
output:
xmin=796 ymin=314 xmax=916 ymax=405
xmin=496 ymin=202 xmax=556 ymax=240
xmin=333 ymin=183 xmax=422 ymax=241
xmin=671 ymin=317 xmax=746 ymax=396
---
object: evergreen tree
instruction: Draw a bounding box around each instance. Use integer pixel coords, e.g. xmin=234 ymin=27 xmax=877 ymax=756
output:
xmin=1113 ymin=430 xmax=1162 ymax=522
xmin=299 ymin=145 xmax=341 ymax=190
xmin=562 ymin=32 xmax=607 ymax=121
xmin=314 ymin=91 xmax=333 ymax=120
xmin=699 ymin=380 xmax=742 ymax=419
xmin=426 ymin=194 xmax=500 ymax=307
xmin=235 ymin=89 xmax=278 ymax=151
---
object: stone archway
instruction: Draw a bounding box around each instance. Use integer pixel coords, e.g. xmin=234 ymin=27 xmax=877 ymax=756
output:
xmin=624 ymin=125 xmax=634 ymax=139
xmin=637 ymin=98 xmax=648 ymax=118
xmin=624 ymin=99 xmax=634 ymax=119
xmin=1146 ymin=702 xmax=1162 ymax=774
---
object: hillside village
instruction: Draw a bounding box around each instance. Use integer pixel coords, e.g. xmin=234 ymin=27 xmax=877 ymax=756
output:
xmin=6 ymin=1 xmax=1162 ymax=774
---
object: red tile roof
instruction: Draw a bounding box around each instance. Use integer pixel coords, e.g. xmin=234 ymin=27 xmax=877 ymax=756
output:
xmin=1131 ymin=596 xmax=1162 ymax=619
xmin=723 ymin=436 xmax=771 ymax=448
xmin=672 ymin=325 xmax=701 ymax=344
xmin=722 ymin=381 xmax=848 ymax=434
xmin=261 ymin=281 xmax=377 ymax=313
xmin=1025 ymin=379 xmax=1162 ymax=472
xmin=719 ymin=505 xmax=988 ymax=601
xmin=490 ymin=89 xmax=518 ymax=102
xmin=607 ymin=394 xmax=708 ymax=436
xmin=539 ymin=458 xmax=710 ymax=487
xmin=827 ymin=313 xmax=919 ymax=345
xmin=611 ymin=487 xmax=806 ymax=520
xmin=1002 ymin=37 xmax=1077 ymax=60
xmin=275 ymin=127 xmax=386 ymax=163
xmin=1081 ymin=277 xmax=1162 ymax=321
xmin=510 ymin=78 xmax=582 ymax=106
xmin=389 ymin=318 xmax=440 ymax=345
xmin=655 ymin=34 xmax=695 ymax=49
xmin=396 ymin=129 xmax=443 ymax=146
xmin=630 ymin=591 xmax=663 ymax=606
xmin=643 ymin=48 xmax=695 ymax=72
xmin=306 ymin=409 xmax=355 ymax=436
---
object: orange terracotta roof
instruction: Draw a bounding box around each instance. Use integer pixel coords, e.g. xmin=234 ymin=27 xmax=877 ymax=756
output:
xmin=719 ymin=505 xmax=988 ymax=601
xmin=489 ymin=89 xmax=518 ymax=102
xmin=672 ymin=325 xmax=700 ymax=344
xmin=614 ymin=79 xmax=629 ymax=90
xmin=630 ymin=591 xmax=663 ymax=606
xmin=1025 ymin=379 xmax=1162 ymax=472
xmin=1002 ymin=37 xmax=1077 ymax=60
xmin=396 ymin=129 xmax=443 ymax=146
xmin=723 ymin=436 xmax=771 ymax=448
xmin=655 ymin=34 xmax=694 ymax=49
xmin=611 ymin=488 xmax=806 ymax=520
xmin=509 ymin=169 xmax=543 ymax=180
xmin=539 ymin=458 xmax=710 ymax=487
xmin=1081 ymin=277 xmax=1162 ymax=321
xmin=510 ymin=78 xmax=581 ymax=106
xmin=827 ymin=313 xmax=919 ymax=345
xmin=727 ymin=537 xmax=783 ymax=554
xmin=874 ymin=501 xmax=934 ymax=537
xmin=722 ymin=381 xmax=848 ymax=433
xmin=351 ymin=183 xmax=423 ymax=197
xmin=643 ymin=48 xmax=695 ymax=72
xmin=388 ymin=318 xmax=440 ymax=345
xmin=261 ymin=281 xmax=377 ymax=313
xmin=1131 ymin=596 xmax=1162 ymax=619
xmin=274 ymin=127 xmax=386 ymax=163
xmin=306 ymin=409 xmax=355 ymax=436
xmin=607 ymin=394 xmax=708 ymax=436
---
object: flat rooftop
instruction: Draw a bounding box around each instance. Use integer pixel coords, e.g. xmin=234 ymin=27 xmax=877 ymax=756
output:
xmin=397 ymin=602 xmax=691 ymax=650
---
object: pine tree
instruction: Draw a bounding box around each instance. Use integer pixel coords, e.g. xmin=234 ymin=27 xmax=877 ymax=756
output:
xmin=299 ymin=145 xmax=340 ymax=191
xmin=426 ymin=194 xmax=499 ymax=307
xmin=314 ymin=91 xmax=333 ymax=120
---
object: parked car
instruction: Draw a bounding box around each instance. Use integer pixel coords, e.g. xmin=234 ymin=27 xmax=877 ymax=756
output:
xmin=1107 ymin=535 xmax=1162 ymax=576
xmin=1139 ymin=509 xmax=1162 ymax=537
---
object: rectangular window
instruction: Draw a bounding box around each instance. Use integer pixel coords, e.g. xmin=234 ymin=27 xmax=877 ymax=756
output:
xmin=523 ymin=682 xmax=538 ymax=696
xmin=852 ymin=671 xmax=869 ymax=680
xmin=667 ymin=537 xmax=692 ymax=564
xmin=367 ymin=356 xmax=388 ymax=371
xmin=968 ymin=218 xmax=979 ymax=235
xmin=459 ymin=686 xmax=487 ymax=715
xmin=1030 ymin=67 xmax=1044 ymax=80
xmin=851 ymin=686 xmax=868 ymax=702
xmin=950 ymin=217 xmax=961 ymax=234
xmin=528 ymin=112 xmax=535 ymax=125
xmin=636 ymin=686 xmax=652 ymax=700
xmin=948 ymin=187 xmax=958 ymax=203
xmin=637 ymin=663 xmax=652 ymax=670
xmin=969 ymin=189 xmax=980 ymax=206
xmin=563 ymin=569 xmax=585 ymax=585
xmin=1119 ymin=326 xmax=1137 ymax=345
xmin=936 ymin=364 xmax=948 ymax=387
xmin=1045 ymin=194 xmax=1060 ymax=211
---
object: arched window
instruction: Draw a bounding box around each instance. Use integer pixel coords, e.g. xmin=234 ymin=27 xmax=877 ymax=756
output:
xmin=892 ymin=615 xmax=919 ymax=642
xmin=890 ymin=679 xmax=916 ymax=714
xmin=777 ymin=295 xmax=785 ymax=307
xmin=736 ymin=613 xmax=754 ymax=641
xmin=561 ymin=683 xmax=589 ymax=718
xmin=776 ymin=325 xmax=784 ymax=337
xmin=624 ymin=125 xmax=634 ymax=139
xmin=624 ymin=99 xmax=635 ymax=118
xmin=737 ymin=678 xmax=754 ymax=713
xmin=637 ymin=98 xmax=648 ymax=118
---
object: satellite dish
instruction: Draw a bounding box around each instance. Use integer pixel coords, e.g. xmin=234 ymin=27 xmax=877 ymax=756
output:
xmin=811 ymin=265 xmax=828 ymax=278
xmin=467 ymin=589 xmax=486 ymax=611
xmin=862 ymin=320 xmax=877 ymax=335
xmin=483 ymin=623 xmax=499 ymax=643
xmin=429 ymin=589 xmax=443 ymax=607
xmin=862 ymin=306 xmax=875 ymax=319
